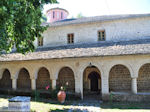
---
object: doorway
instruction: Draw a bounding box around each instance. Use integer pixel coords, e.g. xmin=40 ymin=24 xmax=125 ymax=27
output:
xmin=88 ymin=72 xmax=99 ymax=91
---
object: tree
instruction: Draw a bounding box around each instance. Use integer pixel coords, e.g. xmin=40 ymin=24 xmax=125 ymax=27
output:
xmin=0 ymin=0 xmax=57 ymax=54
xmin=41 ymin=14 xmax=47 ymax=22
xmin=76 ymin=13 xmax=84 ymax=18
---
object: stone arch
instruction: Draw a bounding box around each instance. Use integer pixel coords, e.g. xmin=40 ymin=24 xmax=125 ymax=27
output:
xmin=17 ymin=68 xmax=31 ymax=89
xmin=109 ymin=64 xmax=131 ymax=92
xmin=36 ymin=67 xmax=51 ymax=90
xmin=77 ymin=62 xmax=103 ymax=99
xmin=107 ymin=61 xmax=134 ymax=78
xmin=34 ymin=65 xmax=51 ymax=79
xmin=57 ymin=67 xmax=75 ymax=92
xmin=83 ymin=65 xmax=101 ymax=95
xmin=55 ymin=65 xmax=75 ymax=79
xmin=0 ymin=69 xmax=12 ymax=89
xmin=137 ymin=63 xmax=150 ymax=92
xmin=79 ymin=62 xmax=104 ymax=78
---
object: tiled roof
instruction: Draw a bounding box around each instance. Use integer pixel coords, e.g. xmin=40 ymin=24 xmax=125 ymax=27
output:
xmin=1 ymin=39 xmax=150 ymax=61
xmin=42 ymin=13 xmax=150 ymax=27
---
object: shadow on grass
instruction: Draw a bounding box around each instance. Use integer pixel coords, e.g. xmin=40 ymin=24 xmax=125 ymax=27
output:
xmin=50 ymin=108 xmax=89 ymax=112
xmin=50 ymin=108 xmax=69 ymax=112
xmin=101 ymin=102 xmax=150 ymax=109
xmin=0 ymin=94 xmax=100 ymax=110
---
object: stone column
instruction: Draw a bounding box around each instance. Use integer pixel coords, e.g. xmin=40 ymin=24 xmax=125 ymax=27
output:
xmin=101 ymin=76 xmax=109 ymax=94
xmin=101 ymin=74 xmax=109 ymax=101
xmin=75 ymin=77 xmax=81 ymax=93
xmin=75 ymin=76 xmax=83 ymax=99
xmin=52 ymin=79 xmax=56 ymax=90
xmin=88 ymin=79 xmax=90 ymax=90
xmin=131 ymin=78 xmax=137 ymax=94
xmin=98 ymin=79 xmax=100 ymax=90
xmin=12 ymin=79 xmax=17 ymax=90
xmin=31 ymin=79 xmax=36 ymax=90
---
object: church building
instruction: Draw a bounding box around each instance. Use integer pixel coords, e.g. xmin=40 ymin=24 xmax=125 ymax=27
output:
xmin=0 ymin=8 xmax=150 ymax=101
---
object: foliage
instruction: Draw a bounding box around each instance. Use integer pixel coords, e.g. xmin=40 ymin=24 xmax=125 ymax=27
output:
xmin=45 ymin=83 xmax=59 ymax=99
xmin=76 ymin=12 xmax=84 ymax=18
xmin=109 ymin=92 xmax=114 ymax=103
xmin=32 ymin=90 xmax=40 ymax=101
xmin=41 ymin=14 xmax=47 ymax=22
xmin=0 ymin=0 xmax=57 ymax=54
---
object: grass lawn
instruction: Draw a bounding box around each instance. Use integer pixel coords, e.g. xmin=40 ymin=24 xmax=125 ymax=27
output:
xmin=0 ymin=95 xmax=150 ymax=112
xmin=0 ymin=95 xmax=72 ymax=112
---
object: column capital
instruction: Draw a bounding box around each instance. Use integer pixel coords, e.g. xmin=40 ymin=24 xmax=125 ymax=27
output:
xmin=51 ymin=78 xmax=57 ymax=80
xmin=30 ymin=77 xmax=37 ymax=80
xmin=131 ymin=77 xmax=138 ymax=79
xmin=11 ymin=76 xmax=17 ymax=80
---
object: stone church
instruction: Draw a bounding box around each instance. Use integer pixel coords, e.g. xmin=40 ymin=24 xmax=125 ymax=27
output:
xmin=0 ymin=8 xmax=150 ymax=101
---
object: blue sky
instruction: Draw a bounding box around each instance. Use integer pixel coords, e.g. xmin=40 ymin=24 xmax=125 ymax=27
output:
xmin=43 ymin=0 xmax=150 ymax=18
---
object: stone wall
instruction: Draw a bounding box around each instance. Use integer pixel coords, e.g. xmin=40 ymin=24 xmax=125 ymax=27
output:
xmin=106 ymin=93 xmax=150 ymax=102
xmin=109 ymin=65 xmax=131 ymax=92
xmin=57 ymin=67 xmax=75 ymax=91
xmin=34 ymin=16 xmax=150 ymax=48
xmin=138 ymin=63 xmax=150 ymax=92
xmin=1 ymin=54 xmax=150 ymax=100
xmin=0 ymin=69 xmax=12 ymax=89
xmin=36 ymin=67 xmax=51 ymax=90
xmin=17 ymin=68 xmax=31 ymax=89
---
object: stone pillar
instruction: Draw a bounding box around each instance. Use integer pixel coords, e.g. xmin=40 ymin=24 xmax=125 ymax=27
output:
xmin=52 ymin=79 xmax=56 ymax=90
xmin=101 ymin=75 xmax=109 ymax=101
xmin=75 ymin=77 xmax=81 ymax=93
xmin=88 ymin=79 xmax=90 ymax=90
xmin=75 ymin=76 xmax=83 ymax=99
xmin=101 ymin=76 xmax=109 ymax=94
xmin=31 ymin=79 xmax=36 ymax=90
xmin=98 ymin=79 xmax=100 ymax=90
xmin=131 ymin=78 xmax=137 ymax=94
xmin=12 ymin=79 xmax=17 ymax=90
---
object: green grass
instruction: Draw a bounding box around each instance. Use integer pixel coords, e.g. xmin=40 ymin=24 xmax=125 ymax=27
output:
xmin=0 ymin=95 xmax=72 ymax=112
xmin=0 ymin=95 xmax=150 ymax=112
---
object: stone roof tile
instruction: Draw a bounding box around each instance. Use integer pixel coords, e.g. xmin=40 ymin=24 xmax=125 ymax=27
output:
xmin=1 ymin=39 xmax=150 ymax=61
xmin=42 ymin=13 xmax=150 ymax=27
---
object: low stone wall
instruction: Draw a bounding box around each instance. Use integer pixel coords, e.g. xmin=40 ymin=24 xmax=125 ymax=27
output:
xmin=102 ymin=93 xmax=150 ymax=102
xmin=0 ymin=89 xmax=81 ymax=100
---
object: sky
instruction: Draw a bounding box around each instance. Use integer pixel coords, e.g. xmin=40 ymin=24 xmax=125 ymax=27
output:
xmin=43 ymin=0 xmax=150 ymax=18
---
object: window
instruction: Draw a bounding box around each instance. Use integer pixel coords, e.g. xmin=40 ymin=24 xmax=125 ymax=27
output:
xmin=53 ymin=11 xmax=55 ymax=18
xmin=38 ymin=37 xmax=43 ymax=46
xmin=61 ymin=12 xmax=63 ymax=19
xmin=67 ymin=33 xmax=74 ymax=44
xmin=98 ymin=30 xmax=105 ymax=41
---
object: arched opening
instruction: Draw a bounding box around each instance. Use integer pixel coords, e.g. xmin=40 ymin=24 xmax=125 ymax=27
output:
xmin=57 ymin=67 xmax=75 ymax=92
xmin=0 ymin=69 xmax=12 ymax=89
xmin=36 ymin=67 xmax=51 ymax=90
xmin=138 ymin=63 xmax=150 ymax=92
xmin=83 ymin=66 xmax=101 ymax=96
xmin=109 ymin=64 xmax=131 ymax=92
xmin=17 ymin=68 xmax=31 ymax=90
xmin=88 ymin=72 xmax=100 ymax=91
